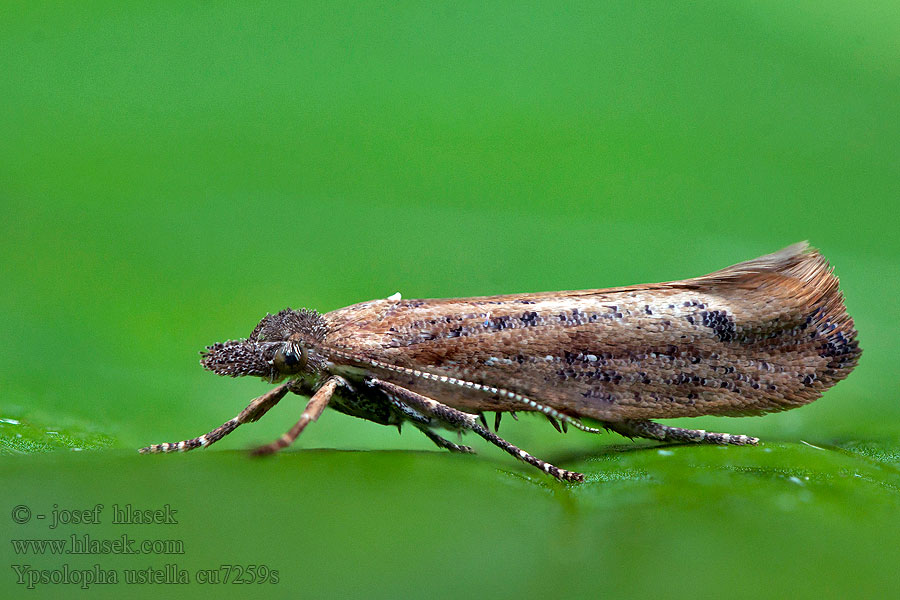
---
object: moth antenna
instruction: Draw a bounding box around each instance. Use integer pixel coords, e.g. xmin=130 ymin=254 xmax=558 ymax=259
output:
xmin=324 ymin=349 xmax=602 ymax=434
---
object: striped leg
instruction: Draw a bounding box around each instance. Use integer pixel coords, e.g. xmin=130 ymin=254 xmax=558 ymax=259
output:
xmin=413 ymin=423 xmax=475 ymax=454
xmin=607 ymin=419 xmax=759 ymax=446
xmin=251 ymin=376 xmax=343 ymax=456
xmin=369 ymin=378 xmax=584 ymax=482
xmin=139 ymin=383 xmax=291 ymax=454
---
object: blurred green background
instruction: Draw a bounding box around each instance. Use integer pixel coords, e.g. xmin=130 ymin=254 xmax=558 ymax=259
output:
xmin=2 ymin=2 xmax=898 ymax=598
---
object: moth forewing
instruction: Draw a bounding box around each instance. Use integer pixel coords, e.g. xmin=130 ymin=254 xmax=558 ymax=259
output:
xmin=322 ymin=242 xmax=859 ymax=422
xmin=142 ymin=242 xmax=860 ymax=482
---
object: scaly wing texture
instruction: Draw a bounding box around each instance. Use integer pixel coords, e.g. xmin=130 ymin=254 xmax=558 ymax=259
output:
xmin=322 ymin=243 xmax=860 ymax=421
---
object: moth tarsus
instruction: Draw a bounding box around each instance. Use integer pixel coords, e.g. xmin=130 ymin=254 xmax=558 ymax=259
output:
xmin=142 ymin=242 xmax=860 ymax=482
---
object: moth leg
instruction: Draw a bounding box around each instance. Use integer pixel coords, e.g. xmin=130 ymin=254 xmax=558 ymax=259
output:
xmin=140 ymin=383 xmax=291 ymax=453
xmin=369 ymin=378 xmax=584 ymax=482
xmin=413 ymin=423 xmax=475 ymax=454
xmin=607 ymin=419 xmax=759 ymax=446
xmin=251 ymin=376 xmax=344 ymax=456
xmin=382 ymin=388 xmax=475 ymax=453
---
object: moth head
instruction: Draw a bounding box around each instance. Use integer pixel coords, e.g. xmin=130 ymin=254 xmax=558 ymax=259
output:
xmin=199 ymin=308 xmax=327 ymax=381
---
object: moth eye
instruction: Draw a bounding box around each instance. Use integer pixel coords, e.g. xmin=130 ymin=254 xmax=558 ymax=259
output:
xmin=273 ymin=343 xmax=308 ymax=374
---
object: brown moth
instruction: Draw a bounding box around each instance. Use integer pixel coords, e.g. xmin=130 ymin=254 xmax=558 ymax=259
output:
xmin=141 ymin=242 xmax=861 ymax=482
